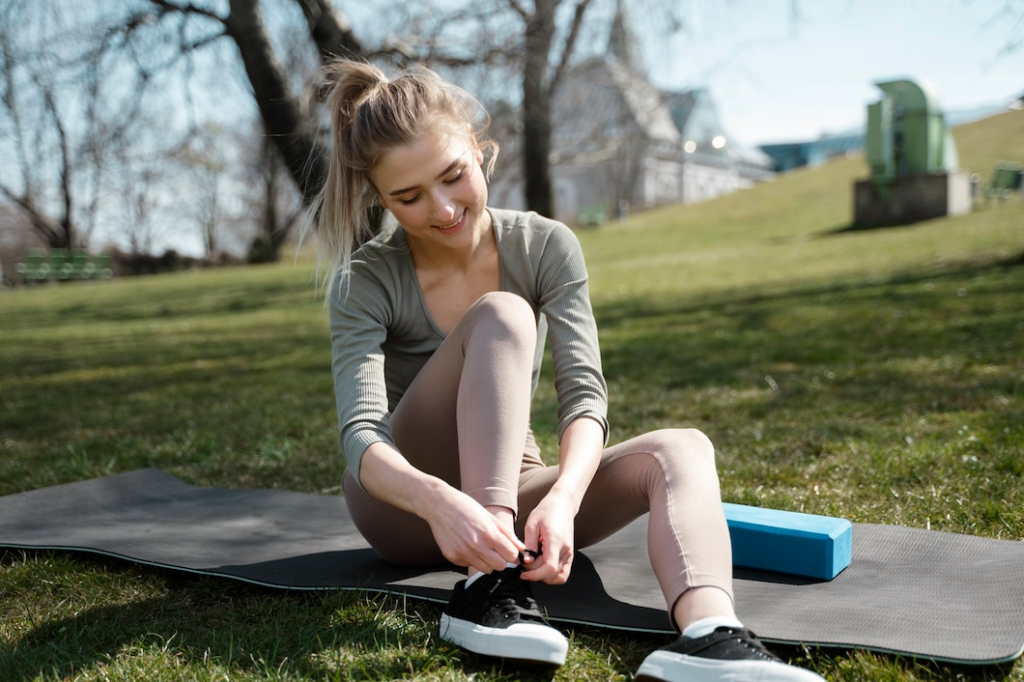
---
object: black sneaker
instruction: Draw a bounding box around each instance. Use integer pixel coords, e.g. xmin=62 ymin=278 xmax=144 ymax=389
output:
xmin=635 ymin=626 xmax=825 ymax=682
xmin=439 ymin=565 xmax=568 ymax=665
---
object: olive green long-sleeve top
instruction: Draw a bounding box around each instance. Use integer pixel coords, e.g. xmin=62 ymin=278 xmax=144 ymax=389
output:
xmin=330 ymin=208 xmax=609 ymax=490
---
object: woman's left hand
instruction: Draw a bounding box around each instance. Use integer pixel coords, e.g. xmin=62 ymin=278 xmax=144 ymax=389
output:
xmin=520 ymin=489 xmax=576 ymax=585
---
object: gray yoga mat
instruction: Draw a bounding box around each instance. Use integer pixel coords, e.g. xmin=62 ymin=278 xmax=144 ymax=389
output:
xmin=1 ymin=468 xmax=1022 ymax=665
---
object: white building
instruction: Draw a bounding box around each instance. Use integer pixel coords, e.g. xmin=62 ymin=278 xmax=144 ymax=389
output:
xmin=490 ymin=8 xmax=774 ymax=226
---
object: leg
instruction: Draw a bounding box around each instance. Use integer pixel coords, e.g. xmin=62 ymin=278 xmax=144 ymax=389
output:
xmin=520 ymin=430 xmax=826 ymax=681
xmin=519 ymin=430 xmax=825 ymax=679
xmin=344 ymin=291 xmax=538 ymax=565
xmin=517 ymin=428 xmax=734 ymax=629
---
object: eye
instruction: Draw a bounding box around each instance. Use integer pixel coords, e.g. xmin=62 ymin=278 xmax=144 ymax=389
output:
xmin=443 ymin=168 xmax=465 ymax=185
xmin=397 ymin=194 xmax=420 ymax=205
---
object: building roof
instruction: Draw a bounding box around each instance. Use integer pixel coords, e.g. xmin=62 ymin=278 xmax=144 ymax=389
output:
xmin=601 ymin=58 xmax=681 ymax=145
xmin=564 ymin=56 xmax=772 ymax=171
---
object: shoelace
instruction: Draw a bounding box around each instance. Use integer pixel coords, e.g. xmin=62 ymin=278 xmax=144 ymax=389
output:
xmin=486 ymin=568 xmax=546 ymax=623
xmin=713 ymin=627 xmax=779 ymax=661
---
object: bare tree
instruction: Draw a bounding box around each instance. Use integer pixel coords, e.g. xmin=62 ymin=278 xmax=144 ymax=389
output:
xmin=139 ymin=0 xmax=366 ymax=207
xmin=0 ymin=203 xmax=37 ymax=286
xmin=0 ymin=3 xmax=80 ymax=248
xmin=0 ymin=1 xmax=170 ymax=252
xmin=136 ymin=0 xmax=625 ymax=222
xmin=2 ymin=0 xmax=695 ymax=263
xmin=515 ymin=0 xmax=596 ymax=217
xmin=984 ymin=0 xmax=1024 ymax=56
xmin=251 ymin=137 xmax=305 ymax=263
xmin=174 ymin=124 xmax=228 ymax=259
xmin=119 ymin=164 xmax=162 ymax=257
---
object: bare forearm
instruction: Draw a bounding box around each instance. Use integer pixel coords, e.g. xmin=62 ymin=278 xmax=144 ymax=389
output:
xmin=355 ymin=440 xmax=524 ymax=573
xmin=357 ymin=440 xmax=447 ymax=520
xmin=519 ymin=416 xmax=604 ymax=583
xmin=549 ymin=416 xmax=604 ymax=513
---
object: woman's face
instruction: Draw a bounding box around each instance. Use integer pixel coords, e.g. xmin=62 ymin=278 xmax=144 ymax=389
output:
xmin=370 ymin=127 xmax=489 ymax=254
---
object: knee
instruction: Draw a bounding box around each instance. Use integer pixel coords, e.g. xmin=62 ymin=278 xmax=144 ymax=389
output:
xmin=652 ymin=428 xmax=717 ymax=470
xmin=467 ymin=292 xmax=537 ymax=338
xmin=472 ymin=291 xmax=535 ymax=321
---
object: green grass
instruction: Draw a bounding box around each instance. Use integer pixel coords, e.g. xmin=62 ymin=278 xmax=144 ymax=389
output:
xmin=2 ymin=110 xmax=1023 ymax=680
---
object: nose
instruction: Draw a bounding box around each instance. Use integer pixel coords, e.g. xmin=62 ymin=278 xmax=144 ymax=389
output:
xmin=430 ymin=188 xmax=457 ymax=224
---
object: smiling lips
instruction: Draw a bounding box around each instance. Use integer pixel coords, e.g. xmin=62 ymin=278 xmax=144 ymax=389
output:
xmin=435 ymin=209 xmax=466 ymax=231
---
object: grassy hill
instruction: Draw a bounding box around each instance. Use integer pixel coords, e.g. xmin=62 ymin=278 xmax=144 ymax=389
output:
xmin=580 ymin=108 xmax=1023 ymax=305
xmin=1 ymin=110 xmax=1022 ymax=681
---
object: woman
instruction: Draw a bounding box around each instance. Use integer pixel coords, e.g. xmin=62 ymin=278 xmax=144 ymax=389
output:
xmin=315 ymin=59 xmax=824 ymax=682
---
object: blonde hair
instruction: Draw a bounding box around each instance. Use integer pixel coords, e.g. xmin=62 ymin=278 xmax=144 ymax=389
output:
xmin=311 ymin=60 xmax=498 ymax=300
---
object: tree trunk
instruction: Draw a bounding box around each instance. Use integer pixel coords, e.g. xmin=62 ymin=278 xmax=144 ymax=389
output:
xmin=521 ymin=1 xmax=557 ymax=218
xmin=225 ymin=0 xmax=383 ymax=258
xmin=224 ymin=0 xmax=326 ymax=207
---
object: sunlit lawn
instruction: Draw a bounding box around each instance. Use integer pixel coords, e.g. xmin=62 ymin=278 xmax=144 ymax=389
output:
xmin=1 ymin=110 xmax=1022 ymax=680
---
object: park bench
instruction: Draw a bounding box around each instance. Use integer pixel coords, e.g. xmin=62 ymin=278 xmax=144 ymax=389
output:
xmin=985 ymin=161 xmax=1023 ymax=203
xmin=16 ymin=248 xmax=113 ymax=284
xmin=15 ymin=249 xmax=50 ymax=284
xmin=577 ymin=204 xmax=608 ymax=228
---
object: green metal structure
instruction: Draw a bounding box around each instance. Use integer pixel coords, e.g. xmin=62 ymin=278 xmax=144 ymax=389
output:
xmin=865 ymin=79 xmax=959 ymax=186
xmin=855 ymin=77 xmax=971 ymax=227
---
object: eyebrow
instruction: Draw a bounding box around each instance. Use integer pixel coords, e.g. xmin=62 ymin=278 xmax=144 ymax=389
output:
xmin=387 ymin=157 xmax=463 ymax=197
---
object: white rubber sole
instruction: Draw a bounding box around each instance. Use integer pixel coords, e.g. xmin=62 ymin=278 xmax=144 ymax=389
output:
xmin=635 ymin=649 xmax=826 ymax=682
xmin=439 ymin=613 xmax=568 ymax=665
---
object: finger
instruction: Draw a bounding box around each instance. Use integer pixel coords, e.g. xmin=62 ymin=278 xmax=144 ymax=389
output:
xmin=469 ymin=547 xmax=512 ymax=575
xmin=520 ymin=551 xmax=558 ymax=581
xmin=470 ymin=528 xmax=518 ymax=572
xmin=553 ymin=556 xmax=574 ymax=584
xmin=490 ymin=520 xmax=525 ymax=556
xmin=442 ymin=530 xmax=512 ymax=571
xmin=518 ymin=552 xmax=548 ymax=578
xmin=522 ymin=521 xmax=542 ymax=557
xmin=526 ymin=555 xmax=572 ymax=584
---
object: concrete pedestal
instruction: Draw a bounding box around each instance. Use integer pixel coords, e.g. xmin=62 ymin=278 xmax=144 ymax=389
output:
xmin=854 ymin=171 xmax=971 ymax=228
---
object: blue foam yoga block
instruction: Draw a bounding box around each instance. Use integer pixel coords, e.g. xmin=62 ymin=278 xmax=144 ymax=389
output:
xmin=723 ymin=503 xmax=852 ymax=580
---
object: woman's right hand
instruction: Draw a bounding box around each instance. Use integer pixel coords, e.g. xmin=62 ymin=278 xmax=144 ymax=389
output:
xmin=421 ymin=484 xmax=525 ymax=575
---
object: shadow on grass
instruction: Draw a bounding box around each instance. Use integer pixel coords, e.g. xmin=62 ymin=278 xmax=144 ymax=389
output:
xmin=53 ymin=280 xmax=309 ymax=325
xmin=0 ymin=552 xmax=561 ymax=682
xmin=6 ymin=553 xmax=1016 ymax=682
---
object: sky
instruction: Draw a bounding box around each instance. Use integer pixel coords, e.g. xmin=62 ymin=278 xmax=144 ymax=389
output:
xmin=641 ymin=0 xmax=1024 ymax=148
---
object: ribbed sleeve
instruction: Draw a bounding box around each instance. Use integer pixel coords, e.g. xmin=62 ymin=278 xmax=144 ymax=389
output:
xmin=330 ymin=210 xmax=609 ymax=490
xmin=492 ymin=209 xmax=609 ymax=442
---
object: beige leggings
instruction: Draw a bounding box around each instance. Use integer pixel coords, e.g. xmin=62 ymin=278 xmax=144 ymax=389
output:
xmin=343 ymin=292 xmax=734 ymax=618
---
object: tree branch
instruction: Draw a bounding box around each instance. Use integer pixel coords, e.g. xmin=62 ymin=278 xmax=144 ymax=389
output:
xmin=294 ymin=0 xmax=365 ymax=63
xmin=0 ymin=183 xmax=63 ymax=246
xmin=549 ymin=0 xmax=593 ymax=96
xmin=418 ymin=42 xmax=519 ymax=68
xmin=506 ymin=0 xmax=530 ymax=21
xmin=146 ymin=0 xmax=226 ymax=24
